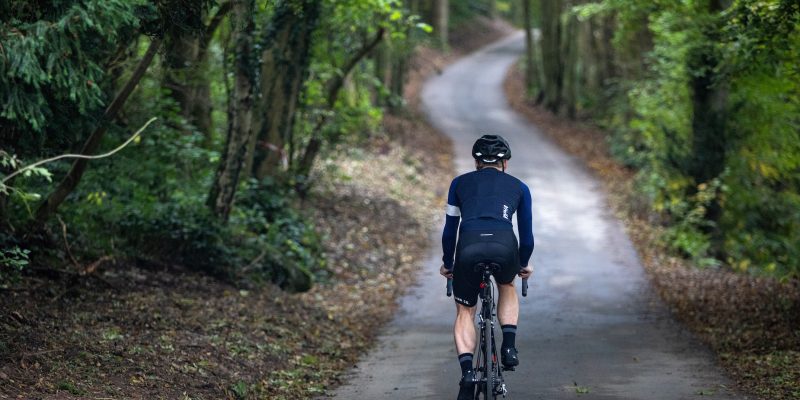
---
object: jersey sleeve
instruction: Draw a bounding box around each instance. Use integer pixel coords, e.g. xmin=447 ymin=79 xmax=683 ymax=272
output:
xmin=441 ymin=177 xmax=461 ymax=269
xmin=517 ymin=182 xmax=534 ymax=267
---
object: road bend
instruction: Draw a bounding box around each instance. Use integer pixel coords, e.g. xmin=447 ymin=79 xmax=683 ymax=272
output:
xmin=325 ymin=32 xmax=745 ymax=400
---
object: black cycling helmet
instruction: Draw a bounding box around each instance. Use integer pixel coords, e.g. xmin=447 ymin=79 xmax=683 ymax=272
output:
xmin=472 ymin=134 xmax=511 ymax=163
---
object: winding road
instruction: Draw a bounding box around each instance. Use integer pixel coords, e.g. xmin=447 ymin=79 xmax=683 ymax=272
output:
xmin=327 ymin=33 xmax=744 ymax=400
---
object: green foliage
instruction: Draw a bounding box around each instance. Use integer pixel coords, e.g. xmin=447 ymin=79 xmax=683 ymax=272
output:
xmin=1 ymin=0 xmax=426 ymax=293
xmin=662 ymin=178 xmax=723 ymax=267
xmin=579 ymin=0 xmax=800 ymax=278
xmin=56 ymin=91 xmax=325 ymax=290
xmin=230 ymin=380 xmax=248 ymax=399
xmin=0 ymin=245 xmax=30 ymax=283
xmin=233 ymin=178 xmax=327 ymax=289
xmin=1 ymin=151 xmax=54 ymax=233
xmin=0 ymin=0 xmax=144 ymax=150
xmin=449 ymin=0 xmax=498 ymax=27
xmin=56 ymin=380 xmax=85 ymax=396
xmin=716 ymin=8 xmax=800 ymax=277
xmin=292 ymin=0 xmax=414 ymax=165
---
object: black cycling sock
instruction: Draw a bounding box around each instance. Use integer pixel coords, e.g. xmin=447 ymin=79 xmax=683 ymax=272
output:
xmin=501 ymin=324 xmax=517 ymax=350
xmin=458 ymin=353 xmax=473 ymax=375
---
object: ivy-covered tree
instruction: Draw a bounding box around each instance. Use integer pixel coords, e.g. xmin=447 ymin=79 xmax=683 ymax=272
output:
xmin=207 ymin=0 xmax=256 ymax=221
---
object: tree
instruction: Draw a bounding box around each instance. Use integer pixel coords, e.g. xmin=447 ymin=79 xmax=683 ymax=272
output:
xmin=433 ymin=0 xmax=449 ymax=50
xmin=161 ymin=1 xmax=232 ymax=140
xmin=387 ymin=0 xmax=420 ymax=112
xmin=249 ymin=0 xmax=322 ymax=180
xmin=32 ymin=37 xmax=163 ymax=229
xmin=522 ymin=0 xmax=538 ymax=98
xmin=295 ymin=28 xmax=386 ymax=184
xmin=207 ymin=0 xmax=256 ymax=221
xmin=538 ymin=0 xmax=567 ymax=113
xmin=0 ymin=0 xmax=143 ymax=156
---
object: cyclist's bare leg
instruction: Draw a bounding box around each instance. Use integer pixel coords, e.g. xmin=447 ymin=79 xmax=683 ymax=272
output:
xmin=497 ymin=282 xmax=518 ymax=326
xmin=455 ymin=303 xmax=478 ymax=354
xmin=497 ymin=281 xmax=521 ymax=367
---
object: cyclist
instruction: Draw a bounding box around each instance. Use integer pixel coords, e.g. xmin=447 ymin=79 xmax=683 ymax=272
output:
xmin=439 ymin=134 xmax=534 ymax=400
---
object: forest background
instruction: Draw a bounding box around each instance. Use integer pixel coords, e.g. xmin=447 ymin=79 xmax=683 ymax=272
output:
xmin=1 ymin=0 xmax=798 ymax=398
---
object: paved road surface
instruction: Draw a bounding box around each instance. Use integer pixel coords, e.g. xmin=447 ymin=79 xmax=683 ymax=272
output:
xmin=326 ymin=33 xmax=744 ymax=400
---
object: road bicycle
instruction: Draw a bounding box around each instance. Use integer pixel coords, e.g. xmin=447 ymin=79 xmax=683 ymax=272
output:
xmin=447 ymin=263 xmax=528 ymax=399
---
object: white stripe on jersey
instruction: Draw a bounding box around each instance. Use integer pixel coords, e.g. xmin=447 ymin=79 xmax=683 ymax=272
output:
xmin=446 ymin=204 xmax=461 ymax=217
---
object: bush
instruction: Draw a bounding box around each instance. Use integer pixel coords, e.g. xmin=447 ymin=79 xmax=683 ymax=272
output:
xmin=0 ymin=244 xmax=30 ymax=284
xmin=49 ymin=98 xmax=325 ymax=291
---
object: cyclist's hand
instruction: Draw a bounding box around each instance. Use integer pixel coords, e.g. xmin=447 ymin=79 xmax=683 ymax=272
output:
xmin=440 ymin=264 xmax=453 ymax=279
xmin=518 ymin=265 xmax=533 ymax=279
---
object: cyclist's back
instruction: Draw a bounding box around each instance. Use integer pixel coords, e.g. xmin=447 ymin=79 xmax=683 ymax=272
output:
xmin=443 ymin=166 xmax=533 ymax=307
xmin=452 ymin=167 xmax=528 ymax=231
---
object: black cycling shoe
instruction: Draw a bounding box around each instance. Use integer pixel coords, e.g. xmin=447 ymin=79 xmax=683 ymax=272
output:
xmin=501 ymin=347 xmax=519 ymax=368
xmin=457 ymin=370 xmax=476 ymax=400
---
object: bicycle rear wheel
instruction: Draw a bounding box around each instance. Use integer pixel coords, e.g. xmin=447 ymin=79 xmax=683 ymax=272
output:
xmin=477 ymin=303 xmax=496 ymax=398
xmin=484 ymin=312 xmax=496 ymax=399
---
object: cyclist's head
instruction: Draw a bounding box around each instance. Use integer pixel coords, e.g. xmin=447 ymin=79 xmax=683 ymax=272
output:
xmin=472 ymin=134 xmax=511 ymax=171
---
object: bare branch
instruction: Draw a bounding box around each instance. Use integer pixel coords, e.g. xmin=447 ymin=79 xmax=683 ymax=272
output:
xmin=2 ymin=118 xmax=157 ymax=184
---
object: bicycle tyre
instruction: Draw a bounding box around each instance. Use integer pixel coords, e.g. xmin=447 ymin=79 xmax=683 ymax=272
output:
xmin=485 ymin=309 xmax=496 ymax=399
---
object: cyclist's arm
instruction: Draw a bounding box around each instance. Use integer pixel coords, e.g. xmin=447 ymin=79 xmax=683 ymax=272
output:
xmin=517 ymin=182 xmax=534 ymax=267
xmin=442 ymin=177 xmax=461 ymax=270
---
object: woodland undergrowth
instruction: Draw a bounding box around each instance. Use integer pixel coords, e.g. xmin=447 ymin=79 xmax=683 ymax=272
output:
xmin=505 ymin=63 xmax=800 ymax=400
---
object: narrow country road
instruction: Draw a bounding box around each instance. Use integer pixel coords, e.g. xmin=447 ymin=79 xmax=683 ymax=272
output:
xmin=327 ymin=33 xmax=745 ymax=400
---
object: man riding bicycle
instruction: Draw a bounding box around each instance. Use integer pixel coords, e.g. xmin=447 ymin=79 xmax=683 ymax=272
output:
xmin=439 ymin=134 xmax=534 ymax=400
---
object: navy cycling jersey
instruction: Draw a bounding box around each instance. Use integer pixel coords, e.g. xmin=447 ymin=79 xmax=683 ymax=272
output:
xmin=441 ymin=168 xmax=534 ymax=269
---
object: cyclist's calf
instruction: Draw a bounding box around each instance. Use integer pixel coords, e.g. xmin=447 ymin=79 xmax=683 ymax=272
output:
xmin=454 ymin=303 xmax=478 ymax=354
xmin=496 ymin=282 xmax=519 ymax=326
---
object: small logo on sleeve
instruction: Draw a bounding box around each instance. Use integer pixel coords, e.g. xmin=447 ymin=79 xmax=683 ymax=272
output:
xmin=502 ymin=204 xmax=510 ymax=220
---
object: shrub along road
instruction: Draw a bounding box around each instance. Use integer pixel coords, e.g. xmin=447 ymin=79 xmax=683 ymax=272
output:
xmin=327 ymin=33 xmax=746 ymax=400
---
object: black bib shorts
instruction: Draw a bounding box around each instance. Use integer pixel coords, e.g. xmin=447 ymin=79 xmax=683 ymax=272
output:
xmin=452 ymin=230 xmax=520 ymax=307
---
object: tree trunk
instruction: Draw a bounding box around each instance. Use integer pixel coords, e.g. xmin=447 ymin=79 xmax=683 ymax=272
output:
xmin=31 ymin=37 xmax=162 ymax=230
xmin=387 ymin=0 xmax=417 ymax=112
xmin=433 ymin=0 xmax=449 ymax=50
xmin=162 ymin=31 xmax=200 ymax=125
xmin=590 ymin=14 xmax=617 ymax=93
xmin=194 ymin=2 xmax=233 ymax=145
xmin=539 ymin=0 xmax=565 ymax=112
xmin=561 ymin=9 xmax=579 ymax=118
xmin=249 ymin=0 xmax=321 ymax=180
xmin=688 ymin=1 xmax=727 ymax=186
xmin=161 ymin=2 xmax=205 ymax=133
xmin=373 ymin=41 xmax=392 ymax=106
xmin=295 ymin=29 xmax=385 ymax=188
xmin=487 ymin=0 xmax=497 ymax=17
xmin=163 ymin=2 xmax=232 ymax=143
xmin=522 ymin=0 xmax=536 ymax=95
xmin=0 ymin=176 xmax=9 ymax=232
xmin=389 ymin=50 xmax=408 ymax=110
xmin=207 ymin=0 xmax=256 ymax=221
xmin=687 ymin=1 xmax=728 ymax=232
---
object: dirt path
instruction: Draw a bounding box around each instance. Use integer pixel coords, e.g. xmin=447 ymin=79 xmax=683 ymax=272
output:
xmin=326 ymin=33 xmax=746 ymax=400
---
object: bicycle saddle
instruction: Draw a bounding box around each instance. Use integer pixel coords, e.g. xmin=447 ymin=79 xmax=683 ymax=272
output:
xmin=474 ymin=262 xmax=501 ymax=273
